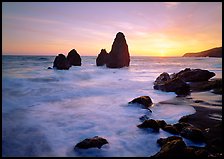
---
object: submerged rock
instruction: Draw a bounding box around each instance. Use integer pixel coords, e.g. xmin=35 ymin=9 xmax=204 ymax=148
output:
xmin=106 ymin=32 xmax=130 ymax=68
xmin=67 ymin=49 xmax=81 ymax=66
xmin=128 ymin=96 xmax=153 ymax=110
xmin=96 ymin=49 xmax=108 ymax=66
xmin=75 ymin=136 xmax=108 ymax=149
xmin=53 ymin=54 xmax=71 ymax=70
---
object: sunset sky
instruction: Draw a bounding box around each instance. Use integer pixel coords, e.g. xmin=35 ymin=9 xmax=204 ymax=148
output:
xmin=2 ymin=2 xmax=222 ymax=56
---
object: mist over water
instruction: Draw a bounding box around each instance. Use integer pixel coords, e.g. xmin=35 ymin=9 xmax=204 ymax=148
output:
xmin=2 ymin=56 xmax=221 ymax=157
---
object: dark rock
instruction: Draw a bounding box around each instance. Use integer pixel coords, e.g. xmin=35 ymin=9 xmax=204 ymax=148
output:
xmin=154 ymin=72 xmax=171 ymax=85
xmin=173 ymin=122 xmax=192 ymax=132
xmin=153 ymin=136 xmax=209 ymax=158
xmin=106 ymin=32 xmax=130 ymax=68
xmin=137 ymin=119 xmax=160 ymax=132
xmin=139 ymin=115 xmax=149 ymax=122
xmin=53 ymin=54 xmax=71 ymax=70
xmin=67 ymin=49 xmax=81 ymax=66
xmin=189 ymin=78 xmax=222 ymax=94
xmin=162 ymin=125 xmax=179 ymax=135
xmin=153 ymin=138 xmax=186 ymax=157
xmin=157 ymin=136 xmax=182 ymax=146
xmin=171 ymin=68 xmax=215 ymax=82
xmin=180 ymin=126 xmax=205 ymax=142
xmin=194 ymin=148 xmax=209 ymax=158
xmin=178 ymin=115 xmax=189 ymax=123
xmin=96 ymin=49 xmax=108 ymax=66
xmin=154 ymin=77 xmax=190 ymax=96
xmin=48 ymin=67 xmax=52 ymax=69
xmin=129 ymin=96 xmax=153 ymax=110
xmin=75 ymin=136 xmax=108 ymax=149
xmin=156 ymin=120 xmax=167 ymax=129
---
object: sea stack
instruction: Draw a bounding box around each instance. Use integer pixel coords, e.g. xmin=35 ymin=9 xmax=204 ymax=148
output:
xmin=53 ymin=54 xmax=71 ymax=70
xmin=96 ymin=49 xmax=108 ymax=66
xmin=67 ymin=49 xmax=82 ymax=66
xmin=106 ymin=32 xmax=130 ymax=68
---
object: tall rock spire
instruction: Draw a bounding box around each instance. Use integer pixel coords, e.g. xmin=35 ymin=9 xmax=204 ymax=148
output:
xmin=106 ymin=32 xmax=130 ymax=68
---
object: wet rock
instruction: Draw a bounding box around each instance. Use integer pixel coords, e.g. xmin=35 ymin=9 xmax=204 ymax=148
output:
xmin=106 ymin=32 xmax=130 ymax=68
xmin=48 ymin=67 xmax=52 ymax=69
xmin=75 ymin=136 xmax=108 ymax=149
xmin=153 ymin=138 xmax=186 ymax=157
xmin=156 ymin=120 xmax=167 ymax=129
xmin=53 ymin=54 xmax=71 ymax=70
xmin=171 ymin=68 xmax=215 ymax=82
xmin=139 ymin=115 xmax=149 ymax=122
xmin=128 ymin=96 xmax=153 ymax=109
xmin=178 ymin=115 xmax=189 ymax=123
xmin=173 ymin=122 xmax=192 ymax=132
xmin=162 ymin=125 xmax=179 ymax=135
xmin=193 ymin=148 xmax=209 ymax=158
xmin=96 ymin=49 xmax=108 ymax=66
xmin=157 ymin=136 xmax=182 ymax=146
xmin=137 ymin=119 xmax=160 ymax=132
xmin=154 ymin=72 xmax=171 ymax=85
xmin=67 ymin=49 xmax=81 ymax=66
xmin=189 ymin=78 xmax=222 ymax=94
xmin=152 ymin=136 xmax=209 ymax=158
xmin=154 ymin=77 xmax=190 ymax=96
xmin=180 ymin=126 xmax=205 ymax=142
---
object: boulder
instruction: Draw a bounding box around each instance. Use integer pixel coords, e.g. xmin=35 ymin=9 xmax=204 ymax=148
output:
xmin=153 ymin=136 xmax=209 ymax=158
xmin=128 ymin=96 xmax=153 ymax=110
xmin=67 ymin=49 xmax=81 ymax=66
xmin=153 ymin=138 xmax=186 ymax=157
xmin=162 ymin=125 xmax=179 ymax=135
xmin=106 ymin=32 xmax=130 ymax=68
xmin=75 ymin=136 xmax=108 ymax=149
xmin=154 ymin=77 xmax=190 ymax=95
xmin=53 ymin=54 xmax=71 ymax=70
xmin=137 ymin=119 xmax=160 ymax=132
xmin=156 ymin=120 xmax=167 ymax=129
xmin=189 ymin=78 xmax=222 ymax=94
xmin=154 ymin=72 xmax=171 ymax=85
xmin=173 ymin=122 xmax=192 ymax=132
xmin=180 ymin=126 xmax=205 ymax=142
xmin=171 ymin=68 xmax=215 ymax=82
xmin=157 ymin=136 xmax=183 ymax=146
xmin=96 ymin=49 xmax=108 ymax=66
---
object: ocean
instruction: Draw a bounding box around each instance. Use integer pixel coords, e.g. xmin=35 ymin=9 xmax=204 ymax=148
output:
xmin=2 ymin=55 xmax=222 ymax=157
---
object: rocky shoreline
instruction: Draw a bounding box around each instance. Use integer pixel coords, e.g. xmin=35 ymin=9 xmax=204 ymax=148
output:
xmin=73 ymin=67 xmax=222 ymax=157
xmin=149 ymin=91 xmax=222 ymax=158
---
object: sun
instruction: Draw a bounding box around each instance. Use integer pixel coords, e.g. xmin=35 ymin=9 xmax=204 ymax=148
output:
xmin=159 ymin=49 xmax=166 ymax=57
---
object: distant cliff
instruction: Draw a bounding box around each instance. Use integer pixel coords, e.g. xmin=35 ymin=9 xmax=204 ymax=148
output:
xmin=183 ymin=47 xmax=222 ymax=57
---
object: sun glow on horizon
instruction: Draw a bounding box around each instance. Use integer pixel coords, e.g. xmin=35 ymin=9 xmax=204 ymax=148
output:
xmin=2 ymin=2 xmax=222 ymax=57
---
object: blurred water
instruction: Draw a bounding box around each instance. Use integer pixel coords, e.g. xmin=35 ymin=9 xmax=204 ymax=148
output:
xmin=2 ymin=55 xmax=221 ymax=156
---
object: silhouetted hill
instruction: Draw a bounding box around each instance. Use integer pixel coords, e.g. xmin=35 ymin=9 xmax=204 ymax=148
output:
xmin=183 ymin=47 xmax=222 ymax=57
